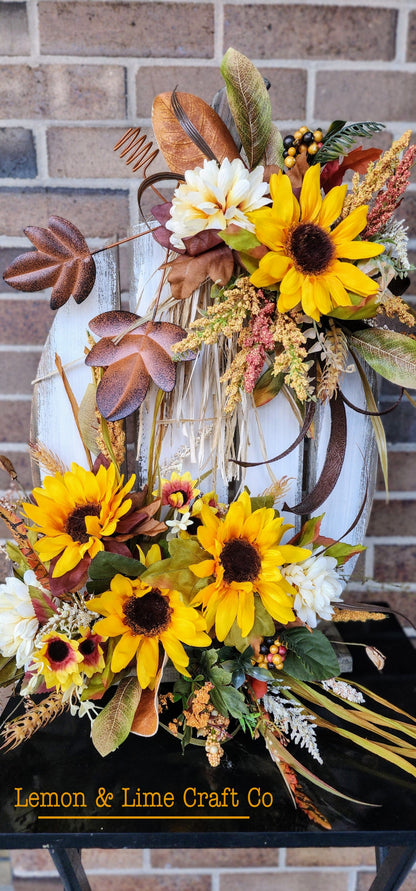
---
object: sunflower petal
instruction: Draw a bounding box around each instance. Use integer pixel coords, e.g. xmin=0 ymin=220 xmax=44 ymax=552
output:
xmin=300 ymin=164 xmax=322 ymax=223
xmin=334 ymin=260 xmax=380 ymax=297
xmin=318 ymin=184 xmax=348 ymax=230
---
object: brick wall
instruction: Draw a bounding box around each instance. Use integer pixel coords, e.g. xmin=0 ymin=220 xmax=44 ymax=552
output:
xmin=1 ymin=1 xmax=416 ymax=888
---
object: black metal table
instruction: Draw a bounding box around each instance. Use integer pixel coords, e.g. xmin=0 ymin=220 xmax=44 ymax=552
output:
xmin=1 ymin=612 xmax=416 ymax=891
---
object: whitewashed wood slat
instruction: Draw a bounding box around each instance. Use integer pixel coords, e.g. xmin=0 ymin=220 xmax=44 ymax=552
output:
xmin=129 ymin=227 xmax=304 ymax=512
xmin=30 ymin=250 xmax=119 ymax=486
xmin=30 ymin=230 xmax=377 ymax=585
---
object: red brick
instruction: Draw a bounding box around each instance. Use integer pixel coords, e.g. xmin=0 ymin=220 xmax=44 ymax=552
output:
xmin=0 ymin=3 xmax=29 ymax=55
xmin=152 ymin=847 xmax=278 ymax=868
xmin=47 ymin=127 xmax=136 ymax=179
xmin=0 ymin=350 xmax=40 ymax=395
xmin=0 ymin=399 xmax=31 ymax=442
xmin=38 ymin=2 xmax=214 ymax=58
xmin=136 ymin=65 xmax=306 ymax=120
xmin=0 ymin=298 xmax=52 ymax=345
xmin=0 ymin=188 xmax=129 ymax=240
xmin=223 ymin=5 xmax=397 ymax=60
xmin=220 ymin=873 xmax=349 ymax=891
xmin=0 ymin=64 xmax=126 ymax=120
xmin=367 ymin=500 xmax=416 ymax=536
xmin=407 ymin=11 xmax=416 ymax=62
xmin=357 ymin=869 xmax=416 ymax=890
xmin=286 ymin=846 xmax=374 ymax=866
xmin=0 ymin=549 xmax=12 ymax=583
xmin=0 ymin=128 xmax=37 ymax=179
xmin=11 ymin=848 xmax=143 ymax=875
xmin=315 ymin=71 xmax=416 ymax=123
xmin=373 ymin=545 xmax=416 ymax=583
xmin=0 ymin=450 xmax=32 ymax=492
xmin=376 ymin=452 xmax=416 ymax=491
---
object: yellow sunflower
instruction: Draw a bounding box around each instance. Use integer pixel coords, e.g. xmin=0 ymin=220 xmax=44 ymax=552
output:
xmin=249 ymin=164 xmax=384 ymax=322
xmin=32 ymin=632 xmax=83 ymax=693
xmin=190 ymin=491 xmax=311 ymax=641
xmin=23 ymin=463 xmax=135 ymax=578
xmin=87 ymin=574 xmax=211 ymax=689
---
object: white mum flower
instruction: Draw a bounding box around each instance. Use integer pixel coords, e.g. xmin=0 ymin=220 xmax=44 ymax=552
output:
xmin=280 ymin=554 xmax=343 ymax=628
xmin=0 ymin=570 xmax=40 ymax=668
xmin=166 ymin=157 xmax=270 ymax=249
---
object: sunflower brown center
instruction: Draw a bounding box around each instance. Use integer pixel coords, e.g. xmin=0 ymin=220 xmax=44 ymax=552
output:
xmin=65 ymin=503 xmax=101 ymax=543
xmin=123 ymin=589 xmax=173 ymax=637
xmin=220 ymin=538 xmax=261 ymax=584
xmin=47 ymin=640 xmax=70 ymax=664
xmin=288 ymin=222 xmax=335 ymax=275
xmin=79 ymin=638 xmax=95 ymax=657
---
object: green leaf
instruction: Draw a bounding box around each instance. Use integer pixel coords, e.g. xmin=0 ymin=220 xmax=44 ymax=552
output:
xmin=220 ymin=47 xmax=272 ymax=168
xmin=264 ymin=123 xmax=285 ymax=169
xmin=280 ymin=628 xmax=340 ymax=681
xmin=253 ymin=367 xmax=285 ymax=407
xmin=249 ymin=494 xmax=275 ymax=511
xmin=349 ymin=328 xmax=416 ymax=389
xmin=219 ymin=229 xmax=261 ymax=251
xmin=28 ymin=584 xmax=56 ymax=625
xmin=140 ymin=539 xmax=208 ymax=603
xmin=210 ymin=683 xmax=250 ymax=720
xmin=325 ymin=542 xmax=366 ymax=565
xmin=295 ymin=514 xmax=324 ymax=547
xmin=5 ymin=542 xmax=29 ymax=578
xmin=313 ymin=121 xmax=385 ymax=165
xmin=87 ymin=552 xmax=144 ymax=594
xmin=328 ymin=291 xmax=379 ymax=320
xmin=91 ymin=676 xmax=141 ymax=756
xmin=0 ymin=655 xmax=23 ymax=687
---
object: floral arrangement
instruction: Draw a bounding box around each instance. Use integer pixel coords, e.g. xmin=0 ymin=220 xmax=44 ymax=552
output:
xmin=1 ymin=48 xmax=416 ymax=828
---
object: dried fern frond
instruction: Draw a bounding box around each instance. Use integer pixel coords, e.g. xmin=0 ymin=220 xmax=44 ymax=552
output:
xmin=1 ymin=692 xmax=68 ymax=751
xmin=29 ymin=441 xmax=68 ymax=477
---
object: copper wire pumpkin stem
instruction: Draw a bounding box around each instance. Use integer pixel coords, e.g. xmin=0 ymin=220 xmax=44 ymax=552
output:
xmin=114 ymin=126 xmax=159 ymax=175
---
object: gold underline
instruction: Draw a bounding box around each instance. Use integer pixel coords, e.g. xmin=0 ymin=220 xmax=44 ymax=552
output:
xmin=37 ymin=815 xmax=250 ymax=820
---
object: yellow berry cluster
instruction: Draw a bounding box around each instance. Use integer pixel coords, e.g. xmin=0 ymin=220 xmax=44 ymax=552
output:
xmin=255 ymin=636 xmax=287 ymax=671
xmin=283 ymin=126 xmax=324 ymax=169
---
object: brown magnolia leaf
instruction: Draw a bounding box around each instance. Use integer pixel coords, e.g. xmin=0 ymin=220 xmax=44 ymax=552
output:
xmin=130 ymin=653 xmax=167 ymax=737
xmin=152 ymin=91 xmax=240 ymax=174
xmin=86 ymin=311 xmax=194 ymax=421
xmin=168 ymin=244 xmax=235 ymax=300
xmin=3 ymin=215 xmax=96 ymax=309
xmin=365 ymin=646 xmax=386 ymax=671
xmin=0 ymin=455 xmax=17 ymax=480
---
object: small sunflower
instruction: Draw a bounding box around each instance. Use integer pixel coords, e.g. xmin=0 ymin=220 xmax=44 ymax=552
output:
xmin=249 ymin=165 xmax=384 ymax=322
xmin=87 ymin=574 xmax=211 ymax=689
xmin=23 ymin=462 xmax=135 ymax=579
xmin=156 ymin=471 xmax=200 ymax=513
xmin=77 ymin=627 xmax=106 ymax=679
xmin=32 ymin=632 xmax=83 ymax=692
xmin=190 ymin=491 xmax=311 ymax=641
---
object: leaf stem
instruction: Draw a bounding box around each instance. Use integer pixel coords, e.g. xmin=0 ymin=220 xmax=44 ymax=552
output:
xmin=91 ymin=228 xmax=155 ymax=255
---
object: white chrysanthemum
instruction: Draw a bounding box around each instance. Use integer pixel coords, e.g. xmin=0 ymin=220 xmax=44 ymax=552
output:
xmin=280 ymin=554 xmax=343 ymax=628
xmin=166 ymin=158 xmax=270 ymax=249
xmin=0 ymin=571 xmax=40 ymax=668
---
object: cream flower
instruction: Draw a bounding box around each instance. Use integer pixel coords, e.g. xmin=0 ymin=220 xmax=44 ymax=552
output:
xmin=0 ymin=570 xmax=40 ymax=668
xmin=280 ymin=554 xmax=343 ymax=628
xmin=166 ymin=158 xmax=270 ymax=250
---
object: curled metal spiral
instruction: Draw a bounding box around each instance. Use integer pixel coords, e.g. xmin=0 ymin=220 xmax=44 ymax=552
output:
xmin=113 ymin=126 xmax=159 ymax=176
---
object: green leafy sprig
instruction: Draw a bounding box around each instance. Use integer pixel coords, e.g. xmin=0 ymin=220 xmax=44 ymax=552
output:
xmin=313 ymin=120 xmax=385 ymax=165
